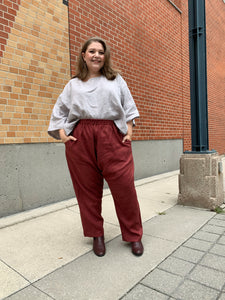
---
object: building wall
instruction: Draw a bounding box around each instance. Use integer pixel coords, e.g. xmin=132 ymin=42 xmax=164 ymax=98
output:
xmin=69 ymin=0 xmax=189 ymax=143
xmin=206 ymin=1 xmax=225 ymax=154
xmin=0 ymin=0 xmax=224 ymax=217
xmin=1 ymin=1 xmax=224 ymax=149
xmin=0 ymin=0 xmax=70 ymax=144
xmin=179 ymin=0 xmax=192 ymax=152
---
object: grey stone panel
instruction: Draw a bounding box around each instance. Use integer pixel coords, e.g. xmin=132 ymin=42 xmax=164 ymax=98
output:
xmin=0 ymin=143 xmax=74 ymax=217
xmin=0 ymin=139 xmax=183 ymax=217
xmin=0 ymin=145 xmax=22 ymax=216
xmin=132 ymin=139 xmax=183 ymax=180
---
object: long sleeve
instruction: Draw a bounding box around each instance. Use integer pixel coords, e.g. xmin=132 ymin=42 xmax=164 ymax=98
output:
xmin=48 ymin=82 xmax=71 ymax=140
xmin=118 ymin=75 xmax=140 ymax=123
xmin=48 ymin=76 xmax=140 ymax=139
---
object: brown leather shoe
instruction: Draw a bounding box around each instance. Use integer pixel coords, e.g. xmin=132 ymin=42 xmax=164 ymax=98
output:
xmin=131 ymin=241 xmax=144 ymax=256
xmin=93 ymin=236 xmax=105 ymax=257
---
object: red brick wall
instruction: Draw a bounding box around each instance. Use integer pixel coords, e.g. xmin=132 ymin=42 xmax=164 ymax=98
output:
xmin=181 ymin=0 xmax=191 ymax=151
xmin=69 ymin=0 xmax=190 ymax=147
xmin=206 ymin=1 xmax=225 ymax=154
xmin=173 ymin=0 xmax=181 ymax=10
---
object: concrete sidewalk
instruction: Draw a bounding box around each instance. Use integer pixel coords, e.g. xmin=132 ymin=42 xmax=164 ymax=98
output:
xmin=0 ymin=170 xmax=225 ymax=300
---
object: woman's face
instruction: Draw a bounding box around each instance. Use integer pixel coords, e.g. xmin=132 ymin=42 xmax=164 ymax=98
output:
xmin=82 ymin=42 xmax=105 ymax=76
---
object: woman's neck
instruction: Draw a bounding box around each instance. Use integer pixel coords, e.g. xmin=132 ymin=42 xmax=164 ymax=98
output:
xmin=85 ymin=72 xmax=102 ymax=81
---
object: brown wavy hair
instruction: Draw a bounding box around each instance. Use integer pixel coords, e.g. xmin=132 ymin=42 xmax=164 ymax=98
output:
xmin=74 ymin=37 xmax=119 ymax=81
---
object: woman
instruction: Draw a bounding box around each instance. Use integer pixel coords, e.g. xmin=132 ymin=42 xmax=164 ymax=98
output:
xmin=48 ymin=37 xmax=143 ymax=257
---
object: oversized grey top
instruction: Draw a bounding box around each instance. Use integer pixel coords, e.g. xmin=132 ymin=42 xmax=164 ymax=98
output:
xmin=48 ymin=74 xmax=139 ymax=140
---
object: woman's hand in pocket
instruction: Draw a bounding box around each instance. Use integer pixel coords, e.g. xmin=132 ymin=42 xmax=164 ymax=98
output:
xmin=122 ymin=134 xmax=132 ymax=143
xmin=63 ymin=135 xmax=77 ymax=144
xmin=59 ymin=129 xmax=77 ymax=144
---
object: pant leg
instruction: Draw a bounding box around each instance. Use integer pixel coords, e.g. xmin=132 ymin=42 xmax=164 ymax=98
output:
xmin=96 ymin=123 xmax=143 ymax=242
xmin=65 ymin=122 xmax=104 ymax=237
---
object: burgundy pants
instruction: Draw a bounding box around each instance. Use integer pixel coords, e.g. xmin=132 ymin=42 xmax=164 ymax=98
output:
xmin=65 ymin=120 xmax=143 ymax=242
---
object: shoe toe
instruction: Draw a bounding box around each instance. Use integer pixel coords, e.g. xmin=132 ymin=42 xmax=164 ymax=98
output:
xmin=131 ymin=241 xmax=144 ymax=256
xmin=93 ymin=236 xmax=106 ymax=257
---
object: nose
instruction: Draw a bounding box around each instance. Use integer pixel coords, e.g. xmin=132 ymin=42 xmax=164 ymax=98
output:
xmin=94 ymin=51 xmax=100 ymax=57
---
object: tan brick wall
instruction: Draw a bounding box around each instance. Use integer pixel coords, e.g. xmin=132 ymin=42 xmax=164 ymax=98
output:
xmin=0 ymin=0 xmax=70 ymax=144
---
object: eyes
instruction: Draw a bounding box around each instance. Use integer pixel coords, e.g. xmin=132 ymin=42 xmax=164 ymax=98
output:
xmin=88 ymin=49 xmax=105 ymax=55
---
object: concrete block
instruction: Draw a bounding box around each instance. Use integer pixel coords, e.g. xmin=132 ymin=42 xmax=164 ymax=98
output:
xmin=192 ymin=231 xmax=220 ymax=242
xmin=34 ymin=235 xmax=179 ymax=300
xmin=214 ymin=214 xmax=225 ymax=220
xmin=122 ymin=284 xmax=168 ymax=300
xmin=209 ymin=244 xmax=225 ymax=257
xmin=218 ymin=236 xmax=225 ymax=245
xmin=178 ymin=152 xmax=224 ymax=210
xmin=201 ymin=224 xmax=225 ymax=235
xmin=183 ymin=238 xmax=212 ymax=252
xmin=0 ymin=261 xmax=29 ymax=299
xmin=172 ymin=246 xmax=205 ymax=263
xmin=200 ymin=253 xmax=225 ymax=272
xmin=0 ymin=208 xmax=119 ymax=282
xmin=158 ymin=256 xmax=195 ymax=276
xmin=5 ymin=286 xmax=53 ymax=300
xmin=188 ymin=265 xmax=225 ymax=290
xmin=143 ymin=205 xmax=215 ymax=243
xmin=172 ymin=280 xmax=220 ymax=300
xmin=141 ymin=269 xmax=183 ymax=295
xmin=208 ymin=218 xmax=225 ymax=228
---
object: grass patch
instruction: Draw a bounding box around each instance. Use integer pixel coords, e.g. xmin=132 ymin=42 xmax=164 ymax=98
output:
xmin=213 ymin=206 xmax=225 ymax=214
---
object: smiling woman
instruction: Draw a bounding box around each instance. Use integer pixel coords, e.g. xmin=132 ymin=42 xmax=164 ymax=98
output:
xmin=48 ymin=37 xmax=144 ymax=258
xmin=82 ymin=42 xmax=105 ymax=79
xmin=75 ymin=37 xmax=118 ymax=81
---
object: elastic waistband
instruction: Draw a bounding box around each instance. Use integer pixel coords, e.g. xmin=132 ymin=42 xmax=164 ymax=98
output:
xmin=79 ymin=119 xmax=114 ymax=125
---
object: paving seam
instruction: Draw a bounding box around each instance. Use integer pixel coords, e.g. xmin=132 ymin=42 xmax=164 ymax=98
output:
xmin=120 ymin=212 xmax=221 ymax=299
